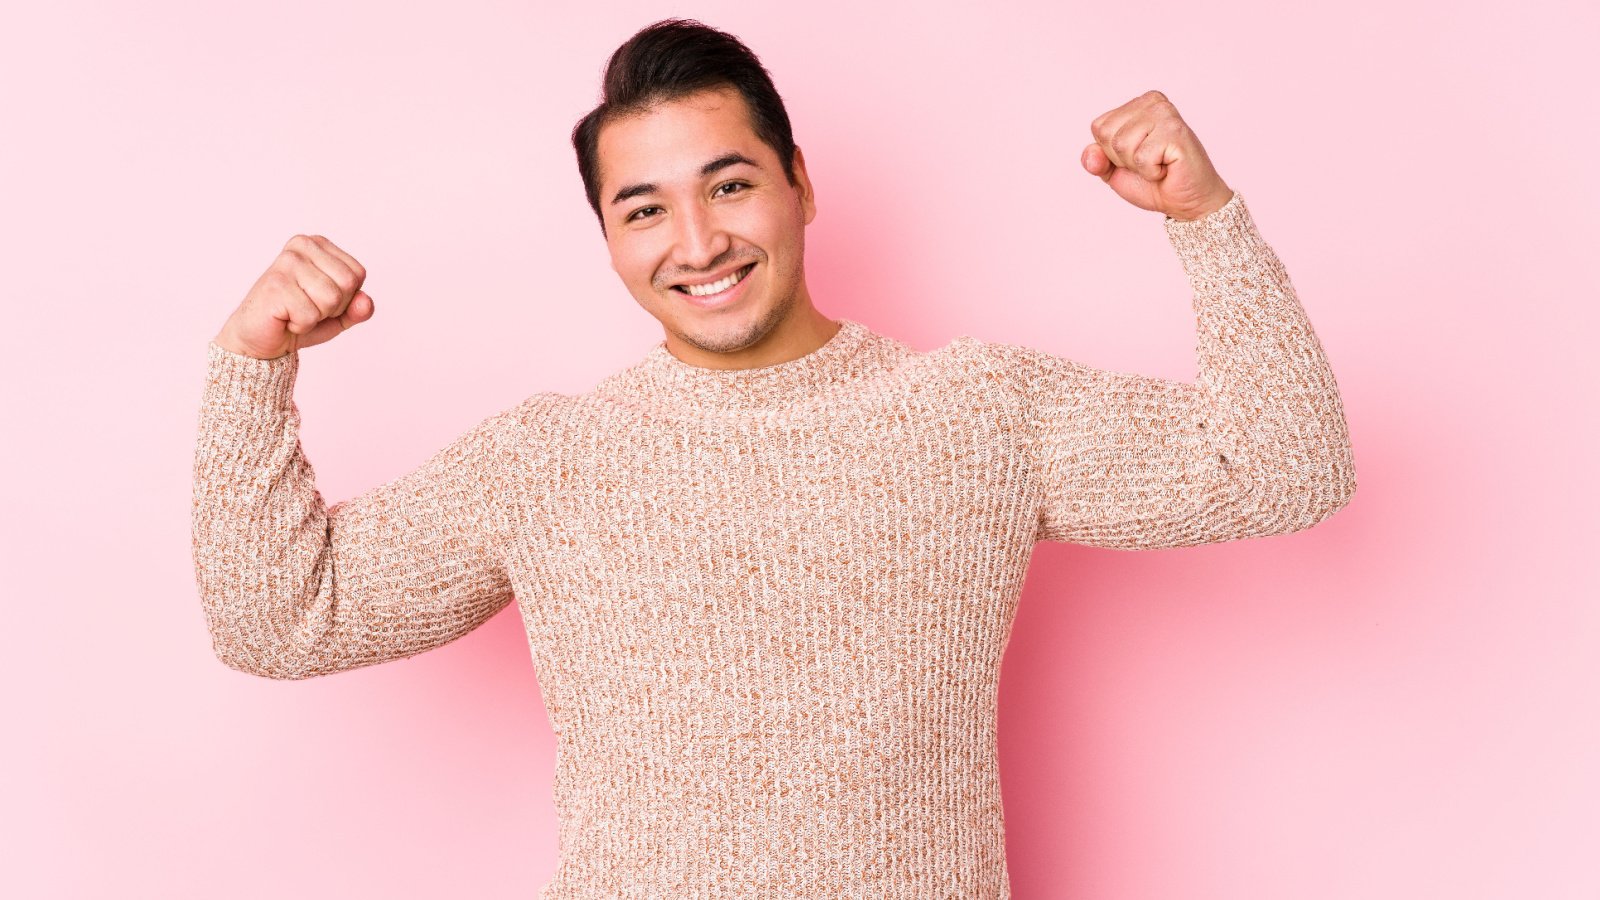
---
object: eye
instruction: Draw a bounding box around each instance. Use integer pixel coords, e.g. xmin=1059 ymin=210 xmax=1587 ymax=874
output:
xmin=714 ymin=181 xmax=750 ymax=198
xmin=626 ymin=206 xmax=663 ymax=223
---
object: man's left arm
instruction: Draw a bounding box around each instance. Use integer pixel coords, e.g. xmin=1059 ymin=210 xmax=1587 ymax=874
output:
xmin=995 ymin=92 xmax=1356 ymax=549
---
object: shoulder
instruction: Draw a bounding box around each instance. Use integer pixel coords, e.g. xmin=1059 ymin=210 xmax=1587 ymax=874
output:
xmin=493 ymin=391 xmax=596 ymax=442
xmin=947 ymin=334 xmax=1092 ymax=403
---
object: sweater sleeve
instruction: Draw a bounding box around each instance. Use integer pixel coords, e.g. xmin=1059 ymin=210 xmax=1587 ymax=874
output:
xmin=989 ymin=191 xmax=1356 ymax=550
xmin=191 ymin=341 xmax=519 ymax=679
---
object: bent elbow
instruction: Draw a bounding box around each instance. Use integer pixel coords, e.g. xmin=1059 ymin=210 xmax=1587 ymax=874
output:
xmin=215 ymin=655 xmax=299 ymax=680
xmin=1240 ymin=428 xmax=1358 ymax=532
xmin=1272 ymin=459 xmax=1358 ymax=535
xmin=212 ymin=648 xmax=300 ymax=681
xmin=208 ymin=631 xmax=323 ymax=681
xmin=1312 ymin=461 xmax=1358 ymax=524
xmin=1309 ymin=442 xmax=1358 ymax=520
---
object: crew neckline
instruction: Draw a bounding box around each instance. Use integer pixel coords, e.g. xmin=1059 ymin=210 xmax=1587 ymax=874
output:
xmin=601 ymin=318 xmax=895 ymax=422
xmin=648 ymin=317 xmax=865 ymax=374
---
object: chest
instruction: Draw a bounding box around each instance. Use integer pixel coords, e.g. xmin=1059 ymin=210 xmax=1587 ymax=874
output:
xmin=564 ymin=400 xmax=1031 ymax=557
xmin=505 ymin=387 xmax=1043 ymax=713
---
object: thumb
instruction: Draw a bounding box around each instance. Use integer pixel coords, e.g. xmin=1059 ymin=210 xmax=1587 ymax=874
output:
xmin=345 ymin=290 xmax=375 ymax=325
xmin=1082 ymin=143 xmax=1113 ymax=182
xmin=299 ymin=290 xmax=375 ymax=350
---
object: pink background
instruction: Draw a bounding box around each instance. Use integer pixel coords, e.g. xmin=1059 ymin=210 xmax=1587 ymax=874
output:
xmin=5 ymin=0 xmax=1595 ymax=896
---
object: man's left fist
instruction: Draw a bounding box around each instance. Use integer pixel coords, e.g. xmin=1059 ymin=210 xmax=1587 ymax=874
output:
xmin=1082 ymin=91 xmax=1233 ymax=222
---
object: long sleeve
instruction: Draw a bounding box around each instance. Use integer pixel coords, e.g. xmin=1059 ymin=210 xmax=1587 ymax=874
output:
xmin=191 ymin=341 xmax=520 ymax=679
xmin=988 ymin=190 xmax=1356 ymax=550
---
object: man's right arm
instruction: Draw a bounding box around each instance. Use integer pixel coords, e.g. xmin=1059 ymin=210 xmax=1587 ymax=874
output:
xmin=191 ymin=340 xmax=519 ymax=680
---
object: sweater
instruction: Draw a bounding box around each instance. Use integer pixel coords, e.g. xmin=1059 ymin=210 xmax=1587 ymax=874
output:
xmin=192 ymin=190 xmax=1356 ymax=898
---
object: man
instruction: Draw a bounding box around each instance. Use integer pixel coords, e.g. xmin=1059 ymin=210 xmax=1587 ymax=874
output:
xmin=193 ymin=18 xmax=1355 ymax=898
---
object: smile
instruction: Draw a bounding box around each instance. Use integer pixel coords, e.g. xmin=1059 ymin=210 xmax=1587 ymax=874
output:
xmin=673 ymin=263 xmax=755 ymax=297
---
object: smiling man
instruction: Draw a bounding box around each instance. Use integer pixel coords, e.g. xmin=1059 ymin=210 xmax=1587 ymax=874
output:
xmin=193 ymin=17 xmax=1357 ymax=899
xmin=577 ymin=38 xmax=832 ymax=372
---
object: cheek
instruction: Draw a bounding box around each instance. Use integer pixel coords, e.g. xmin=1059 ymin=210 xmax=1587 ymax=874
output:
xmin=612 ymin=242 xmax=665 ymax=291
xmin=731 ymin=203 xmax=795 ymax=253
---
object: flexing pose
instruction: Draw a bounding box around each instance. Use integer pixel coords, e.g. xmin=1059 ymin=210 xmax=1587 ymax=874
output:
xmin=194 ymin=18 xmax=1355 ymax=898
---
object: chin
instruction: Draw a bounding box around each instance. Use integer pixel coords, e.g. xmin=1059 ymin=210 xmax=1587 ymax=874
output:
xmin=682 ymin=305 xmax=783 ymax=353
xmin=683 ymin=317 xmax=763 ymax=353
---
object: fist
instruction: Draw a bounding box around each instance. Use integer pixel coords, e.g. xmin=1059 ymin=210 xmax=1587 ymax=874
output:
xmin=213 ymin=235 xmax=375 ymax=360
xmin=1081 ymin=91 xmax=1233 ymax=222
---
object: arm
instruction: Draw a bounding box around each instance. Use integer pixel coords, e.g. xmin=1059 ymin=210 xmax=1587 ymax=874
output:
xmin=995 ymin=191 xmax=1356 ymax=549
xmin=191 ymin=341 xmax=519 ymax=679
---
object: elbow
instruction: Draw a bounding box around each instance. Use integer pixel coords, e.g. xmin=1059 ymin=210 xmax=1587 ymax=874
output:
xmin=1263 ymin=458 xmax=1358 ymax=535
xmin=1218 ymin=449 xmax=1354 ymax=541
xmin=1311 ymin=458 xmax=1358 ymax=524
xmin=1244 ymin=424 xmax=1358 ymax=531
xmin=1299 ymin=482 xmax=1355 ymax=532
xmin=196 ymin=578 xmax=340 ymax=680
xmin=217 ymin=654 xmax=331 ymax=681
xmin=1309 ymin=439 xmax=1358 ymax=523
xmin=213 ymin=648 xmax=311 ymax=681
xmin=208 ymin=631 xmax=323 ymax=681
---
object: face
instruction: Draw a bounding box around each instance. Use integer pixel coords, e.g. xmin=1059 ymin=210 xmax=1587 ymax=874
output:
xmin=597 ymin=86 xmax=820 ymax=368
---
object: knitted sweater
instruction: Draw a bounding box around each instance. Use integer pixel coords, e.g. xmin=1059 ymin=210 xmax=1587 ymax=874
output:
xmin=192 ymin=190 xmax=1355 ymax=898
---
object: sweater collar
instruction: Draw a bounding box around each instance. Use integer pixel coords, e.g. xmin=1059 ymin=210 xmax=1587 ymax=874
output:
xmin=597 ymin=318 xmax=887 ymax=422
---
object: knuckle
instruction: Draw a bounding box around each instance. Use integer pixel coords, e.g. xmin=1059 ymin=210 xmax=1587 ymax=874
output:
xmin=305 ymin=278 xmax=338 ymax=307
xmin=331 ymin=269 xmax=358 ymax=293
xmin=261 ymin=269 xmax=294 ymax=296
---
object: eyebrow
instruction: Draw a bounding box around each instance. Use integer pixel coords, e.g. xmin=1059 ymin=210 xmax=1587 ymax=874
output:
xmin=609 ymin=152 xmax=762 ymax=206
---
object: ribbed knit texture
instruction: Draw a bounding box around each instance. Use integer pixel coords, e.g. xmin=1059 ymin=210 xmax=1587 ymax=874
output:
xmin=192 ymin=191 xmax=1355 ymax=898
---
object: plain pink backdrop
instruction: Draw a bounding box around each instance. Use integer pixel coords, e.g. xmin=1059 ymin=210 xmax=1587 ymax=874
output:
xmin=4 ymin=0 xmax=1595 ymax=897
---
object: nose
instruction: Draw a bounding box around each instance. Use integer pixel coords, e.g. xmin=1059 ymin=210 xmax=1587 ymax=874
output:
xmin=670 ymin=200 xmax=731 ymax=273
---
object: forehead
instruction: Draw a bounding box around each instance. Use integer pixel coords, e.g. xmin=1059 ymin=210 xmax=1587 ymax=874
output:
xmin=597 ymin=87 xmax=767 ymax=190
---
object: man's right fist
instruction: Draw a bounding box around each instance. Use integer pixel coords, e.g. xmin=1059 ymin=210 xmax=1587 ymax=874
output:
xmin=213 ymin=234 xmax=375 ymax=360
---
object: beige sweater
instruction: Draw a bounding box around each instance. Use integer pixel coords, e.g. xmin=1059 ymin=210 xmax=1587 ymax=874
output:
xmin=192 ymin=190 xmax=1355 ymax=898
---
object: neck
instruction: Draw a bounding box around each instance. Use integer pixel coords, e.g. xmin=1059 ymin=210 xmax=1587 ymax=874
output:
xmin=662 ymin=299 xmax=841 ymax=372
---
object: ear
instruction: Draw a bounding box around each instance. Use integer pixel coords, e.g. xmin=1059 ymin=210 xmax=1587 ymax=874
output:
xmin=792 ymin=145 xmax=817 ymax=225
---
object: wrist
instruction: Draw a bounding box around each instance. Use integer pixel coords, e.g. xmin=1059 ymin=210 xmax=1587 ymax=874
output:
xmin=212 ymin=327 xmax=284 ymax=361
xmin=1168 ymin=188 xmax=1234 ymax=223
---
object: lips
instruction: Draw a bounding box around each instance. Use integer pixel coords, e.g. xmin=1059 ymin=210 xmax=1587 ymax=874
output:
xmin=673 ymin=262 xmax=756 ymax=309
xmin=671 ymin=263 xmax=755 ymax=296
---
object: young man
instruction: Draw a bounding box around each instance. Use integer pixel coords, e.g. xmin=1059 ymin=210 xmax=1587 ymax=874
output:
xmin=194 ymin=18 xmax=1355 ymax=898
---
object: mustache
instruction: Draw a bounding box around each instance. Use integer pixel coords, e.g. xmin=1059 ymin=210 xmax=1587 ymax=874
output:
xmin=656 ymin=250 xmax=764 ymax=289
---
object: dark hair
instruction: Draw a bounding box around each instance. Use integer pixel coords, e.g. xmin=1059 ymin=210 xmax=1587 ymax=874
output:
xmin=572 ymin=18 xmax=798 ymax=235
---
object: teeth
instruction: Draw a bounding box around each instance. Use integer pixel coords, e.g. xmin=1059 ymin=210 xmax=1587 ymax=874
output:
xmin=681 ymin=265 xmax=749 ymax=297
